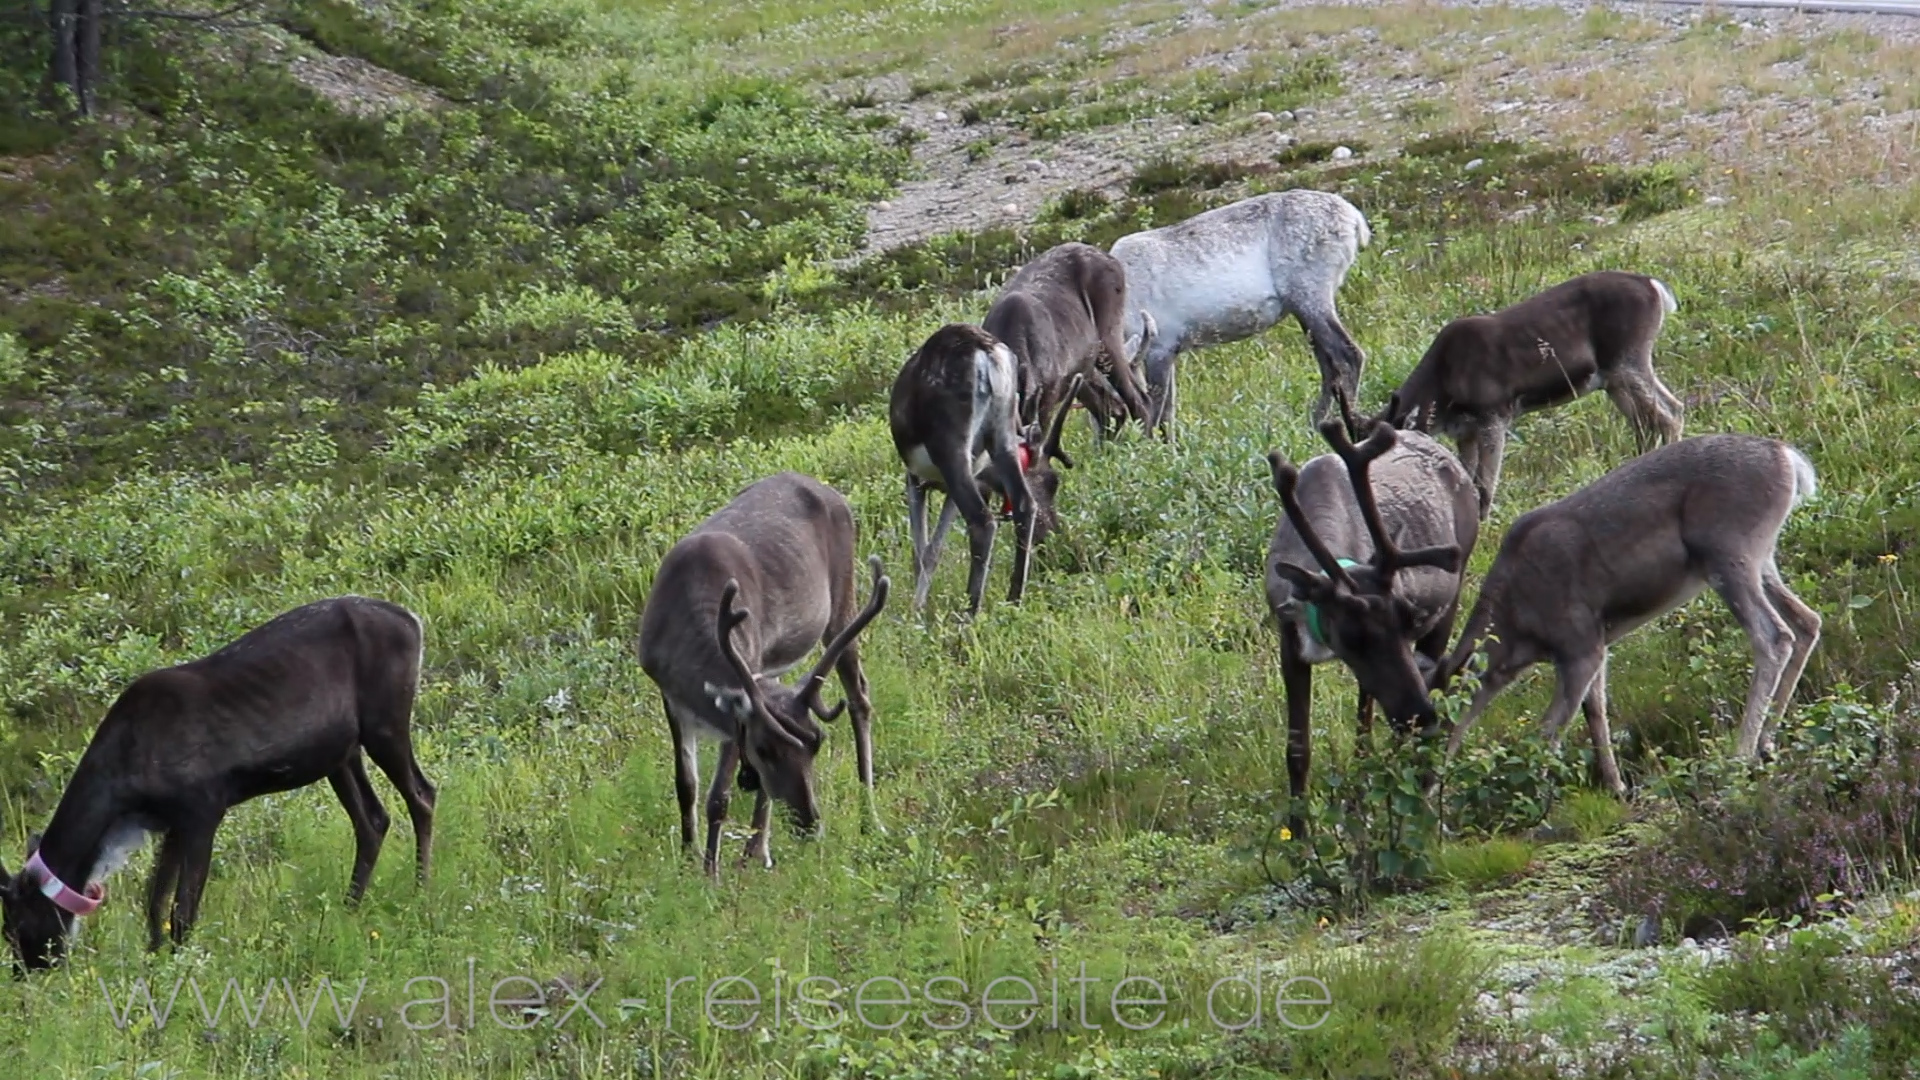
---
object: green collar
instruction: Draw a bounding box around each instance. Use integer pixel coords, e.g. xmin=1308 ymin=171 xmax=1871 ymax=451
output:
xmin=1302 ymin=558 xmax=1361 ymax=647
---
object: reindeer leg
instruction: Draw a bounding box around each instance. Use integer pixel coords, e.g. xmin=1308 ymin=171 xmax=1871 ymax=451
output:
xmin=1473 ymin=418 xmax=1510 ymax=520
xmin=144 ymin=831 xmax=185 ymax=953
xmin=1354 ymin=693 xmax=1375 ymax=757
xmin=1717 ymin=567 xmax=1797 ymax=759
xmin=1759 ymin=565 xmax=1822 ymax=756
xmin=1580 ymin=654 xmax=1626 ymax=795
xmin=329 ymin=750 xmax=389 ymax=903
xmin=1280 ymin=625 xmax=1314 ymax=838
xmin=1298 ymin=305 xmax=1365 ymax=424
xmin=1541 ymin=648 xmax=1604 ymax=751
xmin=666 ymin=700 xmax=699 ymax=852
xmin=1140 ymin=338 xmax=1180 ymax=441
xmin=168 ymin=813 xmax=225 ymax=947
xmin=1453 ymin=427 xmax=1482 ymax=496
xmin=989 ymin=446 xmax=1037 ymax=606
xmin=1099 ymin=323 xmax=1155 ymax=434
xmin=906 ymin=476 xmax=933 ymax=610
xmin=362 ymin=721 xmax=435 ymax=885
xmin=1444 ymin=656 xmax=1526 ymax=760
xmin=742 ymin=789 xmax=774 ymax=870
xmin=703 ymin=741 xmax=741 ymax=877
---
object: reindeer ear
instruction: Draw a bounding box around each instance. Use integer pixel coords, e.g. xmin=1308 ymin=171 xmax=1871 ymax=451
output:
xmin=1274 ymin=561 xmax=1339 ymax=603
xmin=703 ymin=681 xmax=755 ymax=722
xmin=1397 ymin=545 xmax=1463 ymax=574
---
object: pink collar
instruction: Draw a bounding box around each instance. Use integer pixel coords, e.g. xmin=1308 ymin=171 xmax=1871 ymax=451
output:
xmin=24 ymin=850 xmax=104 ymax=916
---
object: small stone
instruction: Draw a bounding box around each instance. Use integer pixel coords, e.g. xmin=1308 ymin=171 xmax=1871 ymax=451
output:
xmin=876 ymin=200 xmax=892 ymax=211
xmin=1003 ymin=203 xmax=1019 ymax=214
xmin=1632 ymin=915 xmax=1659 ymax=947
xmin=1251 ymin=110 xmax=1276 ymax=123
xmin=1681 ymin=936 xmax=1700 ymax=950
xmin=1465 ymin=157 xmax=1485 ymax=171
xmin=1024 ymin=159 xmax=1044 ymax=171
xmin=1277 ymin=133 xmax=1296 ymax=147
xmin=736 ymin=157 xmax=749 ymax=167
xmin=1278 ymin=109 xmax=1296 ymax=122
xmin=1331 ymin=145 xmax=1354 ymax=160
xmin=933 ymin=110 xmax=950 ymax=122
xmin=1705 ymin=195 xmax=1729 ymax=206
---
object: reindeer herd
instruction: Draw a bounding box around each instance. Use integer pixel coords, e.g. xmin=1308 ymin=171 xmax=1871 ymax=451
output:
xmin=1 ymin=188 xmax=1823 ymax=972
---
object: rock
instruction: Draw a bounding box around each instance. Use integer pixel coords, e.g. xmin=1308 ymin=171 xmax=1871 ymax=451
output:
xmin=1277 ymin=133 xmax=1296 ymax=147
xmin=736 ymin=157 xmax=749 ymax=167
xmin=1003 ymin=203 xmax=1020 ymax=215
xmin=1252 ymin=111 xmax=1276 ymax=123
xmin=1278 ymin=110 xmax=1296 ymax=122
xmin=1024 ymin=159 xmax=1044 ymax=172
xmin=1681 ymin=936 xmax=1699 ymax=950
xmin=876 ymin=200 xmax=892 ymax=211
xmin=1331 ymin=146 xmax=1354 ymax=160
xmin=1705 ymin=195 xmax=1729 ymax=206
xmin=933 ymin=110 xmax=950 ymax=122
xmin=1465 ymin=157 xmax=1485 ymax=171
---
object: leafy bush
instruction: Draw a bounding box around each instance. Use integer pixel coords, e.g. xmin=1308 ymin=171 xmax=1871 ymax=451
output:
xmin=1700 ymin=927 xmax=1920 ymax=1072
xmin=1608 ymin=685 xmax=1920 ymax=933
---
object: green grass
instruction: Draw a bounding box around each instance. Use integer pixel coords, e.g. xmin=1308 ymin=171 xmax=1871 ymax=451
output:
xmin=1 ymin=0 xmax=1919 ymax=1077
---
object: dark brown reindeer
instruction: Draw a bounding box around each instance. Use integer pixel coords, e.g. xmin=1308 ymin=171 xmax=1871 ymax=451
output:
xmin=889 ymin=323 xmax=1082 ymax=615
xmin=638 ymin=472 xmax=889 ymax=877
xmin=1385 ymin=270 xmax=1686 ymax=519
xmin=2 ymin=596 xmax=435 ymax=971
xmin=983 ymin=241 xmax=1156 ymax=436
xmin=1431 ymin=435 xmax=1822 ymax=795
xmin=1265 ymin=400 xmax=1477 ymax=831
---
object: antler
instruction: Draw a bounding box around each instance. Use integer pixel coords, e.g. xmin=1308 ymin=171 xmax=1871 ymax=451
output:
xmin=797 ymin=556 xmax=892 ymax=720
xmin=1266 ymin=450 xmax=1359 ymax=591
xmin=1041 ymin=373 xmax=1084 ymax=469
xmin=716 ymin=581 xmax=802 ymax=749
xmin=1316 ymin=416 xmax=1462 ymax=583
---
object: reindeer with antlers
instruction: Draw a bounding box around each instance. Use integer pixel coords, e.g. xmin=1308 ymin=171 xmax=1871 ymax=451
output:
xmin=638 ymin=472 xmax=890 ymax=877
xmin=1264 ymin=396 xmax=1479 ymax=829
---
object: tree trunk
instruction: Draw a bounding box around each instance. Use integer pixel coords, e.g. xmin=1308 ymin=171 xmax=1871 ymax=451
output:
xmin=77 ymin=0 xmax=101 ymax=117
xmin=48 ymin=0 xmax=79 ymax=113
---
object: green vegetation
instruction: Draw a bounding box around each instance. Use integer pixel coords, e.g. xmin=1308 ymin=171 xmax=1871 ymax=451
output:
xmin=2 ymin=0 xmax=1919 ymax=1077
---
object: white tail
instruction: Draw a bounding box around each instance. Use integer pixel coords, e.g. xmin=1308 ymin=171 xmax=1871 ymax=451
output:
xmin=1787 ymin=445 xmax=1818 ymax=506
xmin=1650 ymin=276 xmax=1678 ymax=314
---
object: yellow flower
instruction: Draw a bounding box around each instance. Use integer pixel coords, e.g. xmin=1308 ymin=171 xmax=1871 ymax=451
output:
xmin=1880 ymin=553 xmax=1899 ymax=564
xmin=370 ymin=929 xmax=381 ymax=940
xmin=1279 ymin=826 xmax=1293 ymax=842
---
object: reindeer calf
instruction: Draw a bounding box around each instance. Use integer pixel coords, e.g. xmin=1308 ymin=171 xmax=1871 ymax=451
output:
xmin=1433 ymin=435 xmax=1821 ymax=794
xmin=890 ymin=323 xmax=1081 ymax=615
xmin=984 ymin=241 xmax=1154 ymax=435
xmin=3 ymin=597 xmax=434 ymax=971
xmin=1387 ymin=270 xmax=1685 ymax=519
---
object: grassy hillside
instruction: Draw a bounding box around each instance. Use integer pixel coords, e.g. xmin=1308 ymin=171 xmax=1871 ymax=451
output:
xmin=2 ymin=1 xmax=1919 ymax=1077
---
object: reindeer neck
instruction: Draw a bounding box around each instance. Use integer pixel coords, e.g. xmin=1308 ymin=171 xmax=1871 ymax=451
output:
xmin=32 ymin=762 xmax=129 ymax=887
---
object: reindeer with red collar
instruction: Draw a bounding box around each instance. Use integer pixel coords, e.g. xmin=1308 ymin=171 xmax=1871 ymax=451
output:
xmin=889 ymin=323 xmax=1083 ymax=616
xmin=3 ymin=597 xmax=434 ymax=971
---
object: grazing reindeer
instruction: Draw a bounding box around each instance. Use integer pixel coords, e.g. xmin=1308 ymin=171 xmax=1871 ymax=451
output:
xmin=1385 ymin=270 xmax=1686 ymax=519
xmin=2 ymin=597 xmax=434 ymax=971
xmin=1431 ymin=435 xmax=1821 ymax=795
xmin=638 ymin=472 xmax=889 ymax=877
xmin=889 ymin=323 xmax=1082 ymax=615
xmin=983 ymin=241 xmax=1155 ymax=435
xmin=1265 ymin=402 xmax=1477 ymax=830
xmin=1111 ymin=189 xmax=1372 ymax=435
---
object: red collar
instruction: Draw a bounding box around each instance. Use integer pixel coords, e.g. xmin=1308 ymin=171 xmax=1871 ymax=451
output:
xmin=24 ymin=850 xmax=105 ymax=916
xmin=1003 ymin=442 xmax=1036 ymax=515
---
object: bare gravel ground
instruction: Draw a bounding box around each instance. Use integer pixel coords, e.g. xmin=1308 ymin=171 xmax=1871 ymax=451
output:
xmin=831 ymin=0 xmax=1920 ymax=257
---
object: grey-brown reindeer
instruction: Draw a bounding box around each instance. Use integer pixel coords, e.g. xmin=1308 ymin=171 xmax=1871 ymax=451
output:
xmin=889 ymin=323 xmax=1084 ymax=615
xmin=1264 ymin=397 xmax=1478 ymax=833
xmin=1430 ymin=434 xmax=1822 ymax=795
xmin=983 ymin=240 xmax=1157 ymax=438
xmin=3 ymin=596 xmax=435 ymax=971
xmin=1385 ymin=270 xmax=1686 ymax=519
xmin=638 ymin=472 xmax=889 ymax=877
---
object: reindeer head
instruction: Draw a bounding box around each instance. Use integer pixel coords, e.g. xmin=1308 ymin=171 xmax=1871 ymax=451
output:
xmin=994 ymin=373 xmax=1083 ymax=547
xmin=1268 ymin=415 xmax=1463 ymax=733
xmin=1 ymin=835 xmax=90 ymax=972
xmin=705 ymin=557 xmax=890 ymax=835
